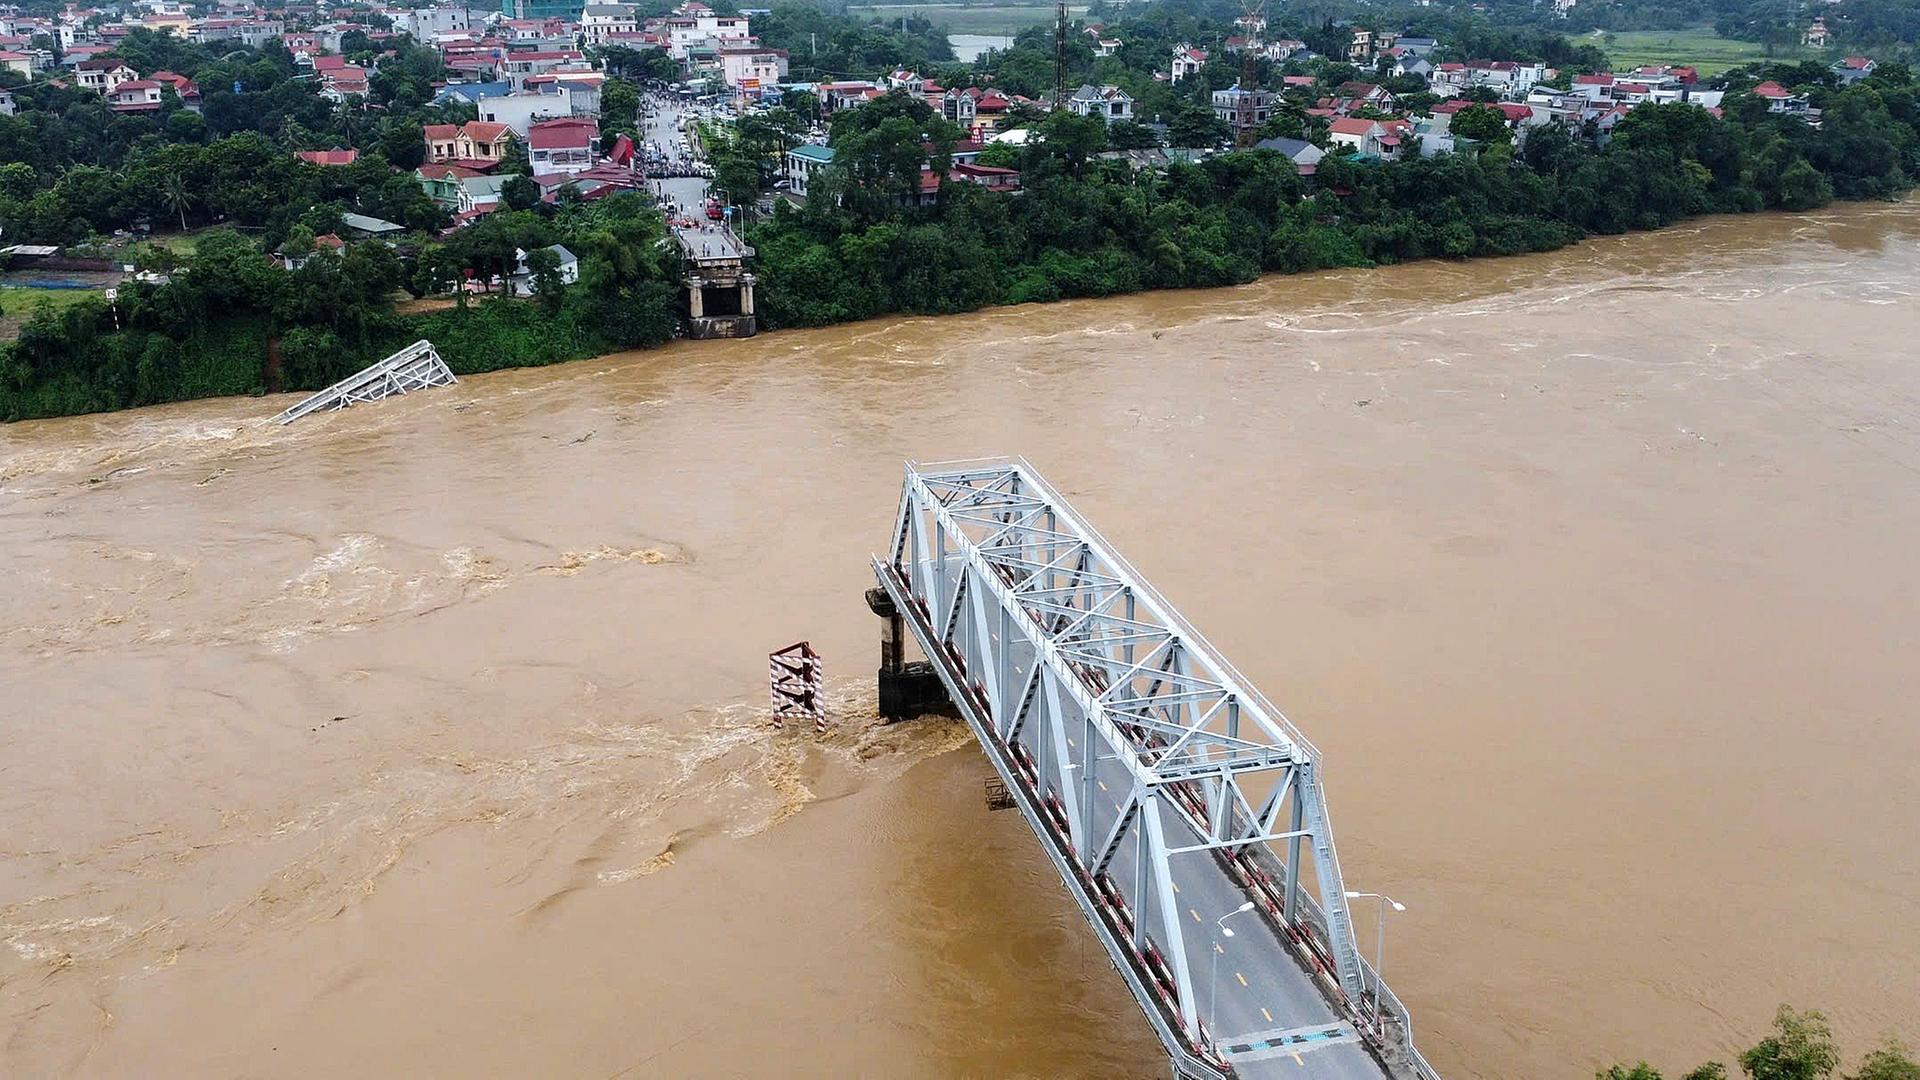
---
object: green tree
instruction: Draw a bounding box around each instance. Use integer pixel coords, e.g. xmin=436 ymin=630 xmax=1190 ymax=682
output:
xmin=503 ymin=174 xmax=540 ymax=211
xmin=159 ymin=170 xmax=191 ymax=232
xmin=525 ymin=245 xmax=566 ymax=313
xmin=1742 ymin=1007 xmax=1842 ymax=1080
xmin=1849 ymin=1040 xmax=1920 ymax=1080
xmin=1451 ymin=104 xmax=1512 ymax=146
xmin=1106 ymin=119 xmax=1162 ymax=150
xmin=1167 ymin=104 xmax=1230 ymax=148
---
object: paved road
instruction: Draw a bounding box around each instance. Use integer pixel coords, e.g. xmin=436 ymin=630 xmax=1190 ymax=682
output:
xmin=1079 ymin=741 xmax=1389 ymax=1080
xmin=673 ymin=222 xmax=746 ymax=261
xmin=638 ymin=95 xmax=709 ymax=217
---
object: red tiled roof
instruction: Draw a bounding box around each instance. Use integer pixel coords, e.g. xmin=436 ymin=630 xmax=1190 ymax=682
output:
xmin=528 ymin=117 xmax=597 ymax=149
xmin=1329 ymin=117 xmax=1376 ymax=135
xmin=418 ymin=163 xmax=485 ymax=179
xmin=1751 ymin=81 xmax=1790 ymax=98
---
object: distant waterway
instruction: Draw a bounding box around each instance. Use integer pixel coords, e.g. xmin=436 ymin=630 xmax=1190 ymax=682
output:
xmin=949 ymin=32 xmax=1015 ymax=61
xmin=4 ymin=199 xmax=1919 ymax=1077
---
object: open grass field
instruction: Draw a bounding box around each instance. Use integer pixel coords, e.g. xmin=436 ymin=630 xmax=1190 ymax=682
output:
xmin=1596 ymin=28 xmax=1782 ymax=77
xmin=847 ymin=3 xmax=1084 ymax=36
xmin=0 ymin=285 xmax=105 ymax=340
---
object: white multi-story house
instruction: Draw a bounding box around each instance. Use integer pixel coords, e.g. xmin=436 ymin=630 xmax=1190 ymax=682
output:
xmin=74 ymin=58 xmax=139 ymax=92
xmin=1065 ymin=83 xmax=1133 ymax=124
xmin=718 ymin=45 xmax=787 ymax=90
xmin=579 ymin=4 xmax=637 ymax=46
xmin=1169 ymin=43 xmax=1206 ymax=83
xmin=662 ymin=5 xmax=749 ymax=60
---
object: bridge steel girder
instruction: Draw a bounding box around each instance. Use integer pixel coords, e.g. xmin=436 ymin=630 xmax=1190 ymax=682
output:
xmin=872 ymin=459 xmax=1420 ymax=1077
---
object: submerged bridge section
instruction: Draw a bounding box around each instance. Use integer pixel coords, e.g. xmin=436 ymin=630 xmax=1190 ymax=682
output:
xmin=270 ymin=340 xmax=455 ymax=425
xmin=869 ymin=459 xmax=1438 ymax=1080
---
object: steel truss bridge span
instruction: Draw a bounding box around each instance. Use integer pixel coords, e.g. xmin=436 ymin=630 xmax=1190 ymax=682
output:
xmin=870 ymin=459 xmax=1438 ymax=1080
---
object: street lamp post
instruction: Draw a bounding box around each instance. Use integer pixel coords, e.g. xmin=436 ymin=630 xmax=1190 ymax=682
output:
xmin=1207 ymin=900 xmax=1257 ymax=1051
xmin=1342 ymin=890 xmax=1406 ymax=1026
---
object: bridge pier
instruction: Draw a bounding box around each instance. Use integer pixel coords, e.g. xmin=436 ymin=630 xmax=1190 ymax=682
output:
xmin=864 ymin=586 xmax=956 ymax=722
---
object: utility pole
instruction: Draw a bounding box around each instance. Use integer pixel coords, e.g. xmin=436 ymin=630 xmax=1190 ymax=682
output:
xmin=1053 ymin=0 xmax=1067 ymax=108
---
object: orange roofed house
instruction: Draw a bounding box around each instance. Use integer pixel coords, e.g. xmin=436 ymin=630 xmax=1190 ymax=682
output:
xmin=423 ymin=121 xmax=517 ymax=168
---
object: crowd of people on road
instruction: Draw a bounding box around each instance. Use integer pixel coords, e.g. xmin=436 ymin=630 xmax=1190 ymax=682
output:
xmin=637 ymin=91 xmax=713 ymax=180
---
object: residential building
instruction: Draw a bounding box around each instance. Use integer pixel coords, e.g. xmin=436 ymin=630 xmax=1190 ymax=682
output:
xmin=509 ymin=245 xmax=579 ymax=296
xmin=296 ymin=147 xmax=360 ymax=166
xmin=938 ymin=87 xmax=977 ymax=129
xmin=1347 ymin=29 xmax=1375 ymax=64
xmin=418 ymin=163 xmax=513 ymax=212
xmin=1431 ymin=59 xmax=1547 ymax=98
xmin=579 ymin=3 xmax=637 ymax=45
xmin=477 ymin=89 xmax=579 ymax=136
xmin=502 ymin=49 xmax=584 ymax=90
xmin=434 ymin=81 xmax=512 ymax=107
xmin=525 ymin=70 xmax=603 ymax=115
xmin=423 ymin=120 xmax=517 ymax=165
xmin=74 ymin=58 xmax=138 ymax=92
xmin=500 ymin=0 xmax=586 ymax=22
xmin=1212 ymin=83 xmax=1275 ymax=133
xmin=107 ymin=79 xmax=165 ymax=112
xmin=340 ymin=211 xmax=406 ymax=238
xmin=784 ymin=143 xmax=833 ymax=198
xmin=1252 ymin=134 xmax=1325 ymax=174
xmin=394 ymin=6 xmax=469 ymax=41
xmin=717 ymin=45 xmax=787 ymax=91
xmin=1751 ymin=80 xmax=1816 ymax=117
xmin=661 ymin=4 xmax=749 ymax=60
xmin=1328 ymin=116 xmax=1412 ymax=159
xmin=528 ymin=116 xmax=598 ymax=175
xmin=1831 ymin=56 xmax=1876 ymax=84
xmin=0 ymin=89 xmax=14 ymax=117
xmin=1802 ymin=17 xmax=1830 ymax=47
xmin=1169 ymin=44 xmax=1206 ymax=83
xmin=817 ymin=80 xmax=881 ymax=114
xmin=319 ymin=65 xmax=370 ymax=103
xmin=1065 ymin=83 xmax=1133 ymax=124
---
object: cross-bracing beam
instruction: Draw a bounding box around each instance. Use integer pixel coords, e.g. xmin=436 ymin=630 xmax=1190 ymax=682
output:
xmin=873 ymin=459 xmax=1428 ymax=1076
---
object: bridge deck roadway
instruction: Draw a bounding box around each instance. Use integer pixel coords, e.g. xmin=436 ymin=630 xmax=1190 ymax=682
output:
xmin=1082 ymin=743 xmax=1390 ymax=1080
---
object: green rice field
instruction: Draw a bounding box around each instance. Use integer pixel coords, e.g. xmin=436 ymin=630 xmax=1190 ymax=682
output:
xmin=1596 ymin=28 xmax=1782 ymax=77
xmin=847 ymin=3 xmax=1085 ymax=36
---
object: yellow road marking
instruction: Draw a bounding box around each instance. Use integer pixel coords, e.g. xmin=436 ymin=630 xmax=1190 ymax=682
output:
xmin=1190 ymin=908 xmax=1201 ymax=923
xmin=1291 ymin=1052 xmax=1305 ymax=1066
xmin=1214 ymin=942 xmax=1224 ymax=954
xmin=1261 ymin=1007 xmax=1274 ymax=1023
xmin=1097 ymin=779 xmax=1108 ymax=791
xmin=1172 ymin=882 xmax=1180 ymax=894
xmin=1235 ymin=971 xmax=1248 ymax=987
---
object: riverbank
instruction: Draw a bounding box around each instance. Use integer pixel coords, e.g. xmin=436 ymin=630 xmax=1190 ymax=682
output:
xmin=3 ymin=124 xmax=1914 ymax=424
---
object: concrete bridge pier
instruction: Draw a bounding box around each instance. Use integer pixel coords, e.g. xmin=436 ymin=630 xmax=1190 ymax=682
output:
xmin=864 ymin=586 xmax=955 ymax=722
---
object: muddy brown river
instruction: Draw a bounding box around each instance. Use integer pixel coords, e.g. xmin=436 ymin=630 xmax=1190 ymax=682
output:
xmin=5 ymin=199 xmax=1919 ymax=1079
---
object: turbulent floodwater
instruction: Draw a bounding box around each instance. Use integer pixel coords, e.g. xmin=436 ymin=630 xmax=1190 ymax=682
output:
xmin=5 ymin=199 xmax=1920 ymax=1078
